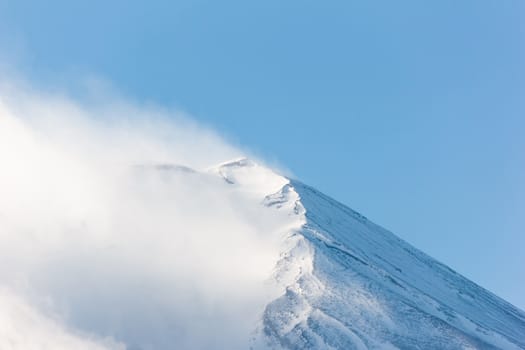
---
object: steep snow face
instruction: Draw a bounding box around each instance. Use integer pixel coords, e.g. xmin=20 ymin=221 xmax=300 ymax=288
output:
xmin=254 ymin=176 xmax=525 ymax=350
xmin=208 ymin=159 xmax=525 ymax=349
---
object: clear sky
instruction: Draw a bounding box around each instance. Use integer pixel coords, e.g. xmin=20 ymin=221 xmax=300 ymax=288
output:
xmin=0 ymin=0 xmax=523 ymax=309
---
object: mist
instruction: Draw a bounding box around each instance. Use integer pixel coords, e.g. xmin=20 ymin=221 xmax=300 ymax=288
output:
xmin=0 ymin=86 xmax=293 ymax=349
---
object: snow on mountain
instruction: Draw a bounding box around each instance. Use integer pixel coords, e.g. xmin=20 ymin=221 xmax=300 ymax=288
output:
xmin=210 ymin=158 xmax=525 ymax=350
xmin=1 ymin=150 xmax=524 ymax=349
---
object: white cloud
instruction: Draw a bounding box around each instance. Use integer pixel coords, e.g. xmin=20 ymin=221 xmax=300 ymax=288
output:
xmin=0 ymin=288 xmax=124 ymax=350
xmin=0 ymin=85 xmax=292 ymax=349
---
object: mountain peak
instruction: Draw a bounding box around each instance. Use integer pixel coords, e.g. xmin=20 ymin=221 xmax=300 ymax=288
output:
xmin=214 ymin=157 xmax=257 ymax=169
xmin=208 ymin=157 xmax=288 ymax=197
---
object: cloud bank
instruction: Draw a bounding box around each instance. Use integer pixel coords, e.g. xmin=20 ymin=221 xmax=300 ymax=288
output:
xmin=0 ymin=84 xmax=290 ymax=349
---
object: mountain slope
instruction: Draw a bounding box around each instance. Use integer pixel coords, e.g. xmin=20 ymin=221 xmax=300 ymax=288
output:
xmin=2 ymin=154 xmax=523 ymax=350
xmin=212 ymin=159 xmax=525 ymax=350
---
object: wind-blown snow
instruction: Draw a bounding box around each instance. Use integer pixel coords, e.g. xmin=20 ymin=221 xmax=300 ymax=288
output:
xmin=1 ymin=89 xmax=524 ymax=349
xmin=0 ymin=92 xmax=290 ymax=349
xmin=0 ymin=289 xmax=124 ymax=350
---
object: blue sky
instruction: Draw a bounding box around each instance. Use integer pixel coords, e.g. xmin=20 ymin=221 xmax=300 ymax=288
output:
xmin=1 ymin=0 xmax=524 ymax=309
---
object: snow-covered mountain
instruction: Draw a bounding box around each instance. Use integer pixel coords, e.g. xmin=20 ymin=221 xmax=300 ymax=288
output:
xmin=1 ymin=154 xmax=524 ymax=350
xmin=211 ymin=158 xmax=525 ymax=350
